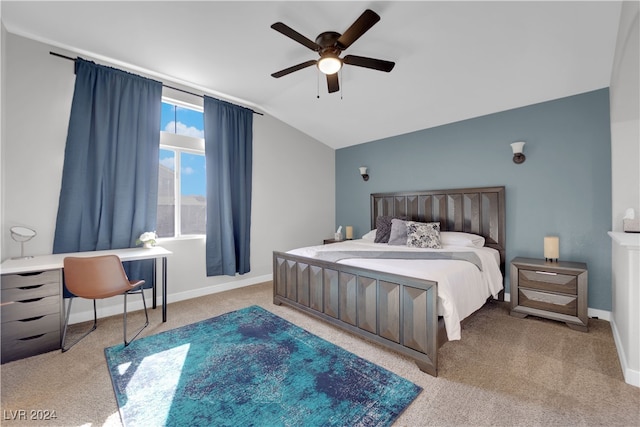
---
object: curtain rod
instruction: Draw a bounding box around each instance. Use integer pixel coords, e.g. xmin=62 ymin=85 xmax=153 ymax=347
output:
xmin=50 ymin=51 xmax=263 ymax=116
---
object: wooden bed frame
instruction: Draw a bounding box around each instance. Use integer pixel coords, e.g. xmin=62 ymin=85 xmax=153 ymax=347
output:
xmin=273 ymin=186 xmax=505 ymax=376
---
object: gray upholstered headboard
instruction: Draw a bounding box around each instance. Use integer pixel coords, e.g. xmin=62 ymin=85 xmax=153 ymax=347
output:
xmin=370 ymin=186 xmax=506 ymax=274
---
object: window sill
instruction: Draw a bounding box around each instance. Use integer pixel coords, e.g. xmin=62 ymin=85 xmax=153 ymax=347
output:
xmin=157 ymin=235 xmax=205 ymax=243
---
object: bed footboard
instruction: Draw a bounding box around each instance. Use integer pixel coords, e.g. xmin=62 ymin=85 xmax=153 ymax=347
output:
xmin=273 ymin=251 xmax=440 ymax=376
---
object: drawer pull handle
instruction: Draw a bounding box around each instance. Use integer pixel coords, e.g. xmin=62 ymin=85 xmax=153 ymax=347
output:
xmin=534 ymin=271 xmax=557 ymax=276
xmin=17 ymin=297 xmax=44 ymax=303
xmin=18 ymin=272 xmax=45 ymax=277
xmin=18 ymin=316 xmax=45 ymax=322
xmin=18 ymin=285 xmax=44 ymax=290
xmin=18 ymin=334 xmax=45 ymax=341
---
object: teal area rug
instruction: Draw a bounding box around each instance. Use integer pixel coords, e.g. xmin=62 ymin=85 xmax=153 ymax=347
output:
xmin=104 ymin=305 xmax=422 ymax=426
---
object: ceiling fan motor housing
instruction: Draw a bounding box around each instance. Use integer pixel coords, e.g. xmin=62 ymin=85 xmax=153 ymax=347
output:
xmin=316 ymin=31 xmax=341 ymax=50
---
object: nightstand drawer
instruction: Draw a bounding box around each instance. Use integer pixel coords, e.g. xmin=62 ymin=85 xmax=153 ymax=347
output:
xmin=1 ymin=331 xmax=61 ymax=363
xmin=518 ymin=288 xmax=577 ymax=316
xmin=519 ymin=269 xmax=577 ymax=294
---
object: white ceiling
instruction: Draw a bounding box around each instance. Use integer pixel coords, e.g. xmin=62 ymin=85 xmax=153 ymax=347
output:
xmin=1 ymin=1 xmax=622 ymax=149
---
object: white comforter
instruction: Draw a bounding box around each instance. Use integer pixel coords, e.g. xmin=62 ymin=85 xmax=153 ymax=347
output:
xmin=288 ymin=239 xmax=503 ymax=340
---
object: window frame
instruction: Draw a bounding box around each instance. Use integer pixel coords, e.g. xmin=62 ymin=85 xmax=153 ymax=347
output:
xmin=158 ymin=99 xmax=206 ymax=240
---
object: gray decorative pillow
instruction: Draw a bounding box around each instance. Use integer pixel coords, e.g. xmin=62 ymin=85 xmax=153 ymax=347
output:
xmin=388 ymin=218 xmax=408 ymax=246
xmin=406 ymin=221 xmax=442 ymax=249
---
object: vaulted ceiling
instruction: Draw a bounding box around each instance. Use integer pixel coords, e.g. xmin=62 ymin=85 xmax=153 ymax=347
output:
xmin=1 ymin=1 xmax=622 ymax=149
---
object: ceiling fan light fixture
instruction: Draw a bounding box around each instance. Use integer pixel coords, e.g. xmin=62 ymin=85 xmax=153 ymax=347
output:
xmin=317 ymin=54 xmax=342 ymax=75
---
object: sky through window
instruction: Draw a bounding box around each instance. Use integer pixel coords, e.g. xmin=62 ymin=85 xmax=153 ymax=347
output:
xmin=160 ymin=102 xmax=205 ymax=197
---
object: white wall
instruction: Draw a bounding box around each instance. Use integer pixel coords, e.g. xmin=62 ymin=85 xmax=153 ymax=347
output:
xmin=610 ymin=1 xmax=640 ymax=231
xmin=1 ymin=32 xmax=335 ymax=321
xmin=609 ymin=0 xmax=640 ymax=387
xmin=1 ymin=22 xmax=6 ymax=262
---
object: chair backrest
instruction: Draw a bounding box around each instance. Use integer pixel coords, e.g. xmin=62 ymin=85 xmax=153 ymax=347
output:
xmin=63 ymin=255 xmax=130 ymax=299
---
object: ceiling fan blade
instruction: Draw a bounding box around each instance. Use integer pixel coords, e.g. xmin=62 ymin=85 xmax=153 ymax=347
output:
xmin=336 ymin=9 xmax=380 ymax=50
xmin=343 ymin=55 xmax=395 ymax=72
xmin=271 ymin=22 xmax=321 ymax=51
xmin=271 ymin=60 xmax=317 ymax=78
xmin=327 ymin=73 xmax=339 ymax=93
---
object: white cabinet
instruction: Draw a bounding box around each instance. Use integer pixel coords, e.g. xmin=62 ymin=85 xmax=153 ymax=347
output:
xmin=609 ymin=232 xmax=640 ymax=388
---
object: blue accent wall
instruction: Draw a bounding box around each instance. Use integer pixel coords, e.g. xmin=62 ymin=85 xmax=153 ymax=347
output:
xmin=336 ymin=89 xmax=612 ymax=310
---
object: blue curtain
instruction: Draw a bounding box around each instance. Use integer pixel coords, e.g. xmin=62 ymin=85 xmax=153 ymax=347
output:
xmin=203 ymin=96 xmax=253 ymax=276
xmin=53 ymin=58 xmax=162 ymax=296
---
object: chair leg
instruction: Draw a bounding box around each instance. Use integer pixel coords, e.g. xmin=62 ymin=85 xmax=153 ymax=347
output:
xmin=123 ymin=286 xmax=149 ymax=346
xmin=61 ymin=298 xmax=98 ymax=352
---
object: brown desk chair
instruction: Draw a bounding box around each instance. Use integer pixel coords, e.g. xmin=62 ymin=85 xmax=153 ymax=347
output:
xmin=61 ymin=255 xmax=149 ymax=352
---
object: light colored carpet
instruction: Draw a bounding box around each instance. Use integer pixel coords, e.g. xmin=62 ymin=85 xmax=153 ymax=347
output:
xmin=1 ymin=281 xmax=639 ymax=426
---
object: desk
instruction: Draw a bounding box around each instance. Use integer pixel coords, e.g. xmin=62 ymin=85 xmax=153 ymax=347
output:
xmin=0 ymin=246 xmax=172 ymax=322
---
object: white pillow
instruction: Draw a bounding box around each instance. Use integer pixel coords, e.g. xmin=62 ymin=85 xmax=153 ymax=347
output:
xmin=440 ymin=231 xmax=485 ymax=248
xmin=362 ymin=229 xmax=377 ymax=241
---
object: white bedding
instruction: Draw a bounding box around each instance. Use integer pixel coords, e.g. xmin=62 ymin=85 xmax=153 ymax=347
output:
xmin=288 ymin=239 xmax=503 ymax=340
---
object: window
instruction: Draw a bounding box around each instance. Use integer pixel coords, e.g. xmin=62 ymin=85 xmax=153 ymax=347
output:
xmin=157 ymin=101 xmax=206 ymax=238
xmin=161 ymin=102 xmax=204 ymax=137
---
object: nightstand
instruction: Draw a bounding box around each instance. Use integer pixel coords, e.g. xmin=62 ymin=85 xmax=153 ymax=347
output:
xmin=510 ymin=257 xmax=588 ymax=332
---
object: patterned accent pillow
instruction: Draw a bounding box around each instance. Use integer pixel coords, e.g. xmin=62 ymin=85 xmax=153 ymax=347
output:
xmin=374 ymin=216 xmax=407 ymax=243
xmin=406 ymin=221 xmax=442 ymax=249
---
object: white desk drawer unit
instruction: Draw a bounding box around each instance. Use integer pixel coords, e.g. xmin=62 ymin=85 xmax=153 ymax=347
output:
xmin=1 ymin=270 xmax=62 ymax=363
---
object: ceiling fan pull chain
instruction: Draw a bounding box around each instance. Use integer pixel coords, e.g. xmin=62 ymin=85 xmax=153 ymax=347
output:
xmin=340 ymin=68 xmax=343 ymax=100
xmin=317 ymin=69 xmax=320 ymax=99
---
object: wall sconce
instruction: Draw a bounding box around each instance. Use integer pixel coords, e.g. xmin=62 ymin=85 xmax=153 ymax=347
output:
xmin=359 ymin=166 xmax=369 ymax=181
xmin=511 ymin=141 xmax=526 ymax=164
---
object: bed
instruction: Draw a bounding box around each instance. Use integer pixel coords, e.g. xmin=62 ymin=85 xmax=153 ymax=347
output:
xmin=273 ymin=186 xmax=505 ymax=376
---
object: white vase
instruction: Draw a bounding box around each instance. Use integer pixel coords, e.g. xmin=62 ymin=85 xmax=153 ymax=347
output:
xmin=143 ymin=241 xmax=153 ymax=249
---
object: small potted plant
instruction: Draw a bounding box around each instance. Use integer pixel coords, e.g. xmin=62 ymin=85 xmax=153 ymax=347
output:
xmin=136 ymin=231 xmax=157 ymax=249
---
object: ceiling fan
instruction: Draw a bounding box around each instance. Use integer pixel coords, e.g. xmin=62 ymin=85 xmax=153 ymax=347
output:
xmin=270 ymin=9 xmax=395 ymax=93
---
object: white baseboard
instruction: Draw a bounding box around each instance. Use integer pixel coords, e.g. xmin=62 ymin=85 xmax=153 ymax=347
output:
xmin=166 ymin=273 xmax=273 ymax=305
xmin=67 ymin=274 xmax=273 ymax=325
xmin=587 ymin=307 xmax=612 ymax=322
xmin=610 ymin=317 xmax=640 ymax=388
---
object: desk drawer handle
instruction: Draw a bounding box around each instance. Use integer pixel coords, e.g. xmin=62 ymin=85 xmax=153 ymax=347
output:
xmin=18 ymin=316 xmax=45 ymax=322
xmin=18 ymin=272 xmax=45 ymax=277
xmin=17 ymin=298 xmax=44 ymax=303
xmin=18 ymin=334 xmax=45 ymax=341
xmin=18 ymin=285 xmax=44 ymax=290
xmin=535 ymin=271 xmax=557 ymax=276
